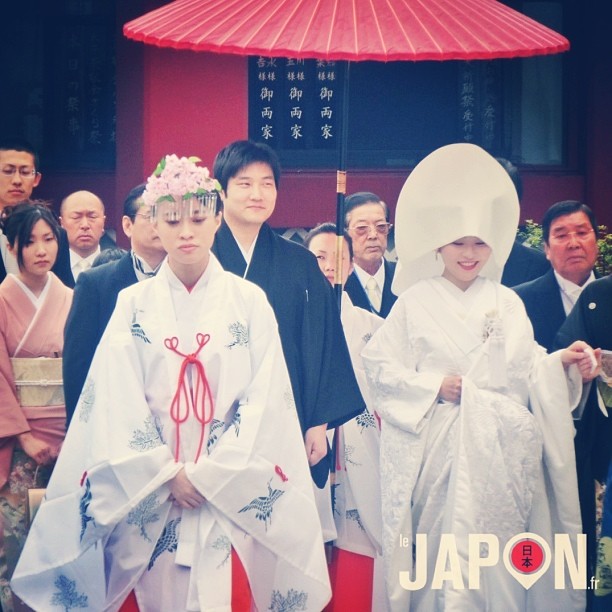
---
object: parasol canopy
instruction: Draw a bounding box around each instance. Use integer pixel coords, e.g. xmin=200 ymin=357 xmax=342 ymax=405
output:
xmin=124 ymin=0 xmax=570 ymax=300
xmin=123 ymin=0 xmax=569 ymax=61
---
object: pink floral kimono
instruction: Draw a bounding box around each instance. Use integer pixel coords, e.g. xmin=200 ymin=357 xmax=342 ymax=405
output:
xmin=0 ymin=273 xmax=72 ymax=611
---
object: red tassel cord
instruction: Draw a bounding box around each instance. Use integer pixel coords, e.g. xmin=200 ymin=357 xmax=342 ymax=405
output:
xmin=164 ymin=333 xmax=214 ymax=463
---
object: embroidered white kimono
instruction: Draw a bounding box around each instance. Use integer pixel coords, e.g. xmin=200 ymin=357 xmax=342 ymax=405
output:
xmin=362 ymin=276 xmax=584 ymax=612
xmin=11 ymin=257 xmax=331 ymax=611
xmin=331 ymin=293 xmax=383 ymax=558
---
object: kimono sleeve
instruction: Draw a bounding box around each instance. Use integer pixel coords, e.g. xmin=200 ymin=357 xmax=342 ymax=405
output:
xmin=183 ymin=289 xmax=331 ymax=610
xmin=0 ymin=305 xmax=28 ymax=438
xmin=361 ymin=295 xmax=444 ymax=434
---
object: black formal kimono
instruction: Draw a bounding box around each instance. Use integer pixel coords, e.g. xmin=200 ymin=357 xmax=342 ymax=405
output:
xmin=555 ymin=275 xmax=612 ymax=590
xmin=213 ymin=222 xmax=364 ymax=485
xmin=63 ymin=252 xmax=138 ymax=424
xmin=513 ymin=269 xmax=566 ymax=352
xmin=501 ymin=240 xmax=550 ymax=288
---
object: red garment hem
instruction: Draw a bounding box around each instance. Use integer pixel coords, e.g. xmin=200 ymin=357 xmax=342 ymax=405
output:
xmin=325 ymin=547 xmax=374 ymax=612
xmin=118 ymin=548 xmax=252 ymax=611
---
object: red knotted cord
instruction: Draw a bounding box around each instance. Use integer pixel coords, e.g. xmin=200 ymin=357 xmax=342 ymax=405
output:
xmin=275 ymin=465 xmax=288 ymax=482
xmin=164 ymin=333 xmax=214 ymax=463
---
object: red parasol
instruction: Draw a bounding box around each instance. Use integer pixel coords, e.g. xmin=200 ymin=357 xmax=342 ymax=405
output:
xmin=124 ymin=0 xmax=569 ymax=298
xmin=123 ymin=0 xmax=569 ymax=61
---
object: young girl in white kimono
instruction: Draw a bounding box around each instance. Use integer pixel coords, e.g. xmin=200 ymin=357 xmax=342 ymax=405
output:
xmin=362 ymin=144 xmax=601 ymax=612
xmin=11 ymin=156 xmax=330 ymax=611
xmin=0 ymin=202 xmax=72 ymax=611
xmin=305 ymin=223 xmax=384 ymax=611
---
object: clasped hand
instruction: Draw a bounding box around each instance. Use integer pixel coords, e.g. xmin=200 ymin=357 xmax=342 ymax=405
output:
xmin=560 ymin=340 xmax=602 ymax=382
xmin=168 ymin=468 xmax=206 ymax=509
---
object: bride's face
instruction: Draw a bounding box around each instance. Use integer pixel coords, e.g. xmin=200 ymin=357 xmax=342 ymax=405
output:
xmin=439 ymin=236 xmax=492 ymax=290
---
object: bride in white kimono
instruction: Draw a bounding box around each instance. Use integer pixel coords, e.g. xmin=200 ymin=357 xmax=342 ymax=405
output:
xmin=11 ymin=156 xmax=330 ymax=611
xmin=362 ymin=144 xmax=600 ymax=612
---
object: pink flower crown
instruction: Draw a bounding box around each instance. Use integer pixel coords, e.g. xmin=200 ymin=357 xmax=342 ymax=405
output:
xmin=142 ymin=154 xmax=221 ymax=207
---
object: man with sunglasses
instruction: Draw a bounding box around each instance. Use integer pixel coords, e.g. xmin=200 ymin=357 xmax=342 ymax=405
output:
xmin=344 ymin=191 xmax=397 ymax=317
xmin=0 ymin=138 xmax=73 ymax=286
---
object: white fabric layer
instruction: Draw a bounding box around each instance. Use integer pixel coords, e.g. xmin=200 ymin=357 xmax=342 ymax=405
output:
xmin=12 ymin=256 xmax=330 ymax=611
xmin=362 ymin=277 xmax=584 ymax=611
xmin=331 ymin=292 xmax=384 ymax=558
xmin=392 ymin=143 xmax=519 ymax=296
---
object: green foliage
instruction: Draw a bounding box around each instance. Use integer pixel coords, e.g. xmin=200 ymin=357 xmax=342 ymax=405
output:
xmin=517 ymin=219 xmax=544 ymax=249
xmin=597 ymin=225 xmax=612 ymax=276
xmin=516 ymin=220 xmax=612 ymax=276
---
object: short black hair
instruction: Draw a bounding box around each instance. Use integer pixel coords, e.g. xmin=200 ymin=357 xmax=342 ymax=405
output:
xmin=123 ymin=183 xmax=147 ymax=219
xmin=344 ymin=192 xmax=389 ymax=227
xmin=0 ymin=138 xmax=40 ymax=170
xmin=213 ymin=140 xmax=281 ymax=192
xmin=542 ymin=200 xmax=598 ymax=243
xmin=304 ymin=222 xmax=353 ymax=260
xmin=0 ymin=201 xmax=60 ymax=269
xmin=92 ymin=247 xmax=128 ymax=267
xmin=495 ymin=157 xmax=523 ymax=201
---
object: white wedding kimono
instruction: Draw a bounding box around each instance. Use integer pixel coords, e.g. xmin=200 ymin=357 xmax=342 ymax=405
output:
xmin=11 ymin=257 xmax=331 ymax=611
xmin=362 ymin=276 xmax=584 ymax=612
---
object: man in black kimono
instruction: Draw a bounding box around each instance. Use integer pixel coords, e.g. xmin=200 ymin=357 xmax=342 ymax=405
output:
xmin=212 ymin=140 xmax=364 ymax=486
xmin=555 ymin=275 xmax=612 ymax=602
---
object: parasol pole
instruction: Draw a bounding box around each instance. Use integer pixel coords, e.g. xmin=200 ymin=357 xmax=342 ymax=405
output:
xmin=334 ymin=60 xmax=351 ymax=309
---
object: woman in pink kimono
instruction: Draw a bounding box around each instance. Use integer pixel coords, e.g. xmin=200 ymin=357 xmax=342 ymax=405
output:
xmin=0 ymin=202 xmax=72 ymax=611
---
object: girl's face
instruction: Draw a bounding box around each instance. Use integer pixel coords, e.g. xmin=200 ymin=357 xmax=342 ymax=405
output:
xmin=11 ymin=218 xmax=58 ymax=280
xmin=152 ymin=197 xmax=221 ymax=271
xmin=439 ymin=236 xmax=492 ymax=290
xmin=308 ymin=231 xmax=353 ymax=287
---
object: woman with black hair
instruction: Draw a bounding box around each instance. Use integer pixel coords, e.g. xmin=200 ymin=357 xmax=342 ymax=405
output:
xmin=0 ymin=201 xmax=72 ymax=611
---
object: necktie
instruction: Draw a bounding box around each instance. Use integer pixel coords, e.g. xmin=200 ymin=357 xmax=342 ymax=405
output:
xmin=74 ymin=259 xmax=90 ymax=280
xmin=365 ymin=277 xmax=382 ymax=312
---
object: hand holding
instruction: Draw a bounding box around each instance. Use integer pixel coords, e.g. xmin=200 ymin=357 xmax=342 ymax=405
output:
xmin=168 ymin=468 xmax=206 ymax=509
xmin=560 ymin=340 xmax=601 ymax=382
xmin=439 ymin=375 xmax=462 ymax=404
xmin=17 ymin=432 xmax=53 ymax=466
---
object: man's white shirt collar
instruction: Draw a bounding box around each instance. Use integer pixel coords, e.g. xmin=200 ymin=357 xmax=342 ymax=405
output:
xmin=353 ymin=260 xmax=386 ymax=291
xmin=555 ymin=269 xmax=596 ymax=315
xmin=70 ymin=248 xmax=100 ymax=279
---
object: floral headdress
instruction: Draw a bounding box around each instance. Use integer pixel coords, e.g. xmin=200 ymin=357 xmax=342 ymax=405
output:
xmin=142 ymin=154 xmax=221 ymax=207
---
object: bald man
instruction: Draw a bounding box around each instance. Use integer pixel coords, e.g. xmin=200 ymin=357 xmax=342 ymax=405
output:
xmin=60 ymin=190 xmax=107 ymax=281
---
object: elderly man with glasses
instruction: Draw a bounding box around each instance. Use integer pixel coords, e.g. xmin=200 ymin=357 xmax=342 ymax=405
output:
xmin=0 ymin=138 xmax=73 ymax=287
xmin=514 ymin=199 xmax=599 ymax=352
xmin=344 ymin=191 xmax=397 ymax=317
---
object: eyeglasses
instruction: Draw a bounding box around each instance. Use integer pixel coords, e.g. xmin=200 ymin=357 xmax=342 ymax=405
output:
xmin=549 ymin=229 xmax=595 ymax=244
xmin=349 ymin=222 xmax=393 ymax=237
xmin=135 ymin=212 xmax=152 ymax=222
xmin=0 ymin=166 xmax=38 ymax=179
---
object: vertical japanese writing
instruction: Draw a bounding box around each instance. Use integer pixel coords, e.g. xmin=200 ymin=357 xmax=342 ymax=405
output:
xmin=482 ymin=62 xmax=497 ymax=150
xmin=458 ymin=62 xmax=500 ymax=151
xmin=249 ymin=57 xmax=342 ymax=152
xmin=460 ymin=64 xmax=476 ymax=143
xmin=256 ymin=56 xmax=279 ymax=142
xmin=286 ymin=58 xmax=306 ymax=143
xmin=317 ymin=60 xmax=337 ymax=146
xmin=53 ymin=18 xmax=115 ymax=168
